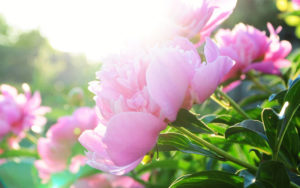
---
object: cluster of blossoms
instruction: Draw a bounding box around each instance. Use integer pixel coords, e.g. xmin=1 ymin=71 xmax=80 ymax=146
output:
xmin=0 ymin=0 xmax=294 ymax=186
xmin=35 ymin=107 xmax=98 ymax=182
xmin=0 ymin=84 xmax=50 ymax=140
xmin=79 ymin=37 xmax=234 ymax=174
xmin=35 ymin=107 xmax=145 ymax=187
xmin=78 ymin=0 xmax=292 ymax=176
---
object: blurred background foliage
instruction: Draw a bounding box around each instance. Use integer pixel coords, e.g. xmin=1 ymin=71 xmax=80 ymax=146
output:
xmin=0 ymin=0 xmax=300 ymax=187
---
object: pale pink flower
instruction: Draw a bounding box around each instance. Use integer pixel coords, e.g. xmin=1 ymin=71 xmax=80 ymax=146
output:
xmin=166 ymin=0 xmax=237 ymax=44
xmin=215 ymin=23 xmax=292 ymax=84
xmin=79 ymin=37 xmax=234 ymax=175
xmin=35 ymin=107 xmax=98 ymax=182
xmin=71 ymin=173 xmax=146 ymax=188
xmin=0 ymin=84 xmax=50 ymax=139
xmin=293 ymin=0 xmax=300 ymax=9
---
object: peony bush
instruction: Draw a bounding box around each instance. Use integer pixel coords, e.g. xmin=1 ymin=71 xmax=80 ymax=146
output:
xmin=1 ymin=0 xmax=300 ymax=187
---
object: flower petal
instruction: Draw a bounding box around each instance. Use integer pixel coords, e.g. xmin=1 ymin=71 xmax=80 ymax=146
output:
xmin=104 ymin=112 xmax=166 ymax=166
xmin=146 ymin=49 xmax=189 ymax=121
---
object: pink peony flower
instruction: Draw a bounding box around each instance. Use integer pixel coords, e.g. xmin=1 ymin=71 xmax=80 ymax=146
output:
xmin=79 ymin=37 xmax=234 ymax=175
xmin=35 ymin=107 xmax=98 ymax=182
xmin=215 ymin=23 xmax=292 ymax=84
xmin=0 ymin=84 xmax=50 ymax=139
xmin=166 ymin=0 xmax=237 ymax=44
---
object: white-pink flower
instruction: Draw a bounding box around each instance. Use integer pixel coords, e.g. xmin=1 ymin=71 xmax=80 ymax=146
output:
xmin=0 ymin=84 xmax=50 ymax=139
xmin=79 ymin=37 xmax=234 ymax=175
xmin=166 ymin=0 xmax=237 ymax=44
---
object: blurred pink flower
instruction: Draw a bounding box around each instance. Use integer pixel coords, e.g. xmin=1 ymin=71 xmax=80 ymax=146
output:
xmin=166 ymin=0 xmax=237 ymax=44
xmin=0 ymin=84 xmax=50 ymax=139
xmin=35 ymin=107 xmax=98 ymax=182
xmin=71 ymin=173 xmax=146 ymax=188
xmin=293 ymin=0 xmax=300 ymax=9
xmin=215 ymin=23 xmax=292 ymax=84
xmin=79 ymin=37 xmax=234 ymax=175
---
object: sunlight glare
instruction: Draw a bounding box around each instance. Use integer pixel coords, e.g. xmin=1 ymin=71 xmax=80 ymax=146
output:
xmin=0 ymin=0 xmax=167 ymax=61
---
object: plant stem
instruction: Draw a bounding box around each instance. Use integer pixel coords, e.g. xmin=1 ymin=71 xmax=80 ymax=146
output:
xmin=291 ymin=182 xmax=300 ymax=188
xmin=173 ymin=126 xmax=258 ymax=172
xmin=210 ymin=94 xmax=231 ymax=110
xmin=216 ymin=88 xmax=251 ymax=119
xmin=247 ymin=72 xmax=273 ymax=94
xmin=0 ymin=148 xmax=39 ymax=159
xmin=130 ymin=172 xmax=162 ymax=188
xmin=26 ymin=132 xmax=38 ymax=144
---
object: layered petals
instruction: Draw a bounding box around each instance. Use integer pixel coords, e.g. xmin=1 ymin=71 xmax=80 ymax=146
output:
xmin=82 ymin=36 xmax=234 ymax=175
xmin=35 ymin=107 xmax=98 ymax=182
xmin=146 ymin=49 xmax=189 ymax=121
xmin=166 ymin=0 xmax=237 ymax=43
xmin=215 ymin=23 xmax=292 ymax=88
xmin=104 ymin=112 xmax=166 ymax=165
xmin=0 ymin=84 xmax=50 ymax=139
xmin=79 ymin=127 xmax=143 ymax=175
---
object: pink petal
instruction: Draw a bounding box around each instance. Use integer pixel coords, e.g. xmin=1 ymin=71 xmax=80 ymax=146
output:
xmin=192 ymin=56 xmax=234 ymax=103
xmin=204 ymin=38 xmax=220 ymax=63
xmin=104 ymin=112 xmax=166 ymax=166
xmin=79 ymin=127 xmax=143 ymax=175
xmin=146 ymin=49 xmax=189 ymax=121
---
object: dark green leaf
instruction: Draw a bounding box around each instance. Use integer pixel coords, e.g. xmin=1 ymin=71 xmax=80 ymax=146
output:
xmin=225 ymin=120 xmax=271 ymax=154
xmin=172 ymin=109 xmax=213 ymax=134
xmin=280 ymin=77 xmax=300 ymax=142
xmin=268 ymin=90 xmax=287 ymax=105
xmin=225 ymin=120 xmax=267 ymax=140
xmin=169 ymin=171 xmax=244 ymax=188
xmin=262 ymin=109 xmax=278 ymax=151
xmin=240 ymin=94 xmax=270 ymax=107
xmin=135 ymin=160 xmax=182 ymax=175
xmin=262 ymin=109 xmax=300 ymax=167
xmin=157 ymin=133 xmax=224 ymax=160
xmin=255 ymin=161 xmax=290 ymax=188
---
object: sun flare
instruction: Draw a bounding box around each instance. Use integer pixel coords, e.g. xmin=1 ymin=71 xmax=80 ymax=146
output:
xmin=0 ymin=0 xmax=169 ymax=61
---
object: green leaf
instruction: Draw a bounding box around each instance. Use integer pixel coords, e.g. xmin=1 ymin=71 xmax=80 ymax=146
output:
xmin=157 ymin=133 xmax=224 ymax=160
xmin=262 ymin=109 xmax=278 ymax=151
xmin=280 ymin=77 xmax=300 ymax=137
xmin=135 ymin=160 xmax=183 ymax=175
xmin=239 ymin=94 xmax=270 ymax=107
xmin=255 ymin=161 xmax=290 ymax=188
xmin=262 ymin=109 xmax=300 ymax=167
xmin=172 ymin=109 xmax=213 ymax=134
xmin=169 ymin=171 xmax=244 ymax=188
xmin=225 ymin=120 xmax=267 ymax=140
xmin=225 ymin=120 xmax=271 ymax=154
xmin=268 ymin=90 xmax=287 ymax=105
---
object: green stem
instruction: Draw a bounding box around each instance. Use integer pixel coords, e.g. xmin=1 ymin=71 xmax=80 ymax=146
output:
xmin=291 ymin=182 xmax=300 ymax=188
xmin=25 ymin=132 xmax=38 ymax=144
xmin=129 ymin=172 xmax=163 ymax=188
xmin=247 ymin=72 xmax=273 ymax=94
xmin=0 ymin=148 xmax=39 ymax=159
xmin=173 ymin=126 xmax=258 ymax=172
xmin=210 ymin=95 xmax=231 ymax=110
xmin=216 ymin=88 xmax=251 ymax=119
